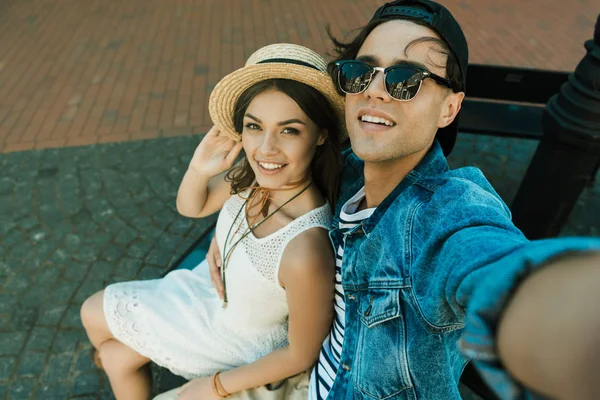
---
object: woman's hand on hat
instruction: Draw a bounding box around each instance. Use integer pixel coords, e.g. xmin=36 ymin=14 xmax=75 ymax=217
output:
xmin=189 ymin=126 xmax=243 ymax=178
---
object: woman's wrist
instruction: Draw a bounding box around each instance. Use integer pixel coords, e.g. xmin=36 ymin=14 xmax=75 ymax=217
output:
xmin=211 ymin=371 xmax=232 ymax=398
xmin=187 ymin=164 xmax=213 ymax=181
xmin=217 ymin=370 xmax=236 ymax=396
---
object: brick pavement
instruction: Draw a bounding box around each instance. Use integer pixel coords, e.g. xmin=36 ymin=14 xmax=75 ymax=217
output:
xmin=0 ymin=0 xmax=597 ymax=152
xmin=0 ymin=0 xmax=599 ymax=399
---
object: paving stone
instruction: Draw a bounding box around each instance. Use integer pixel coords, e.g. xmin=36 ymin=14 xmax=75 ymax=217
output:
xmin=101 ymin=245 xmax=126 ymax=263
xmin=42 ymin=354 xmax=73 ymax=383
xmin=74 ymin=348 xmax=96 ymax=374
xmin=61 ymin=261 xmax=89 ymax=282
xmin=15 ymin=351 xmax=47 ymax=377
xmin=50 ymin=248 xmax=70 ymax=264
xmin=21 ymin=287 xmax=50 ymax=309
xmin=73 ymin=280 xmax=104 ymax=304
xmin=59 ymin=305 xmax=82 ymax=329
xmin=36 ymin=305 xmax=68 ymax=327
xmin=17 ymin=215 xmax=40 ymax=231
xmin=8 ymin=245 xmax=33 ymax=263
xmin=99 ymin=383 xmax=117 ymax=400
xmin=137 ymin=266 xmax=164 ymax=280
xmin=113 ymin=227 xmax=139 ymax=245
xmin=127 ymin=240 xmax=153 ymax=259
xmin=64 ymin=234 xmax=83 ymax=251
xmin=70 ymin=372 xmax=100 ymax=396
xmin=156 ymin=232 xmax=186 ymax=250
xmin=114 ymin=258 xmax=141 ymax=280
xmin=30 ymin=237 xmax=60 ymax=261
xmin=0 ymin=221 xmax=15 ymax=237
xmin=138 ymin=227 xmax=164 ymax=243
xmin=46 ymin=281 xmax=80 ymax=304
xmin=38 ymin=204 xmax=64 ymax=225
xmin=51 ymin=330 xmax=81 ymax=354
xmin=4 ymin=273 xmax=32 ymax=292
xmin=0 ymin=333 xmax=26 ymax=356
xmin=116 ymin=206 xmax=140 ymax=220
xmin=34 ymin=383 xmax=71 ymax=399
xmin=86 ymin=261 xmax=115 ymax=282
xmin=10 ymin=307 xmax=38 ymax=330
xmin=32 ymin=265 xmax=63 ymax=287
xmin=152 ymin=209 xmax=177 ymax=230
xmin=72 ymin=246 xmax=100 ymax=263
xmin=0 ymin=356 xmax=16 ymax=381
xmin=168 ymin=218 xmax=194 ymax=235
xmin=6 ymin=377 xmax=36 ymax=400
xmin=75 ymin=396 xmax=98 ymax=400
xmin=0 ymin=294 xmax=19 ymax=314
xmin=25 ymin=328 xmax=55 ymax=352
xmin=0 ymin=315 xmax=12 ymax=333
xmin=84 ymin=231 xmax=112 ymax=247
xmin=144 ymin=248 xmax=173 ymax=267
xmin=1 ymin=230 xmax=25 ymax=248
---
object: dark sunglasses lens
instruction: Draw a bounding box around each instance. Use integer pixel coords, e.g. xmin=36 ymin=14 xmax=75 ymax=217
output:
xmin=338 ymin=62 xmax=373 ymax=94
xmin=385 ymin=68 xmax=422 ymax=100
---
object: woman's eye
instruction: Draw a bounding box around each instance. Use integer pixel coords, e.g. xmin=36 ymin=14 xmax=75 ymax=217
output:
xmin=282 ymin=127 xmax=299 ymax=135
xmin=244 ymin=123 xmax=260 ymax=130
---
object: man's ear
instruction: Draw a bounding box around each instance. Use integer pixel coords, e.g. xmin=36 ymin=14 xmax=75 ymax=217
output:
xmin=317 ymin=129 xmax=328 ymax=146
xmin=438 ymin=91 xmax=465 ymax=128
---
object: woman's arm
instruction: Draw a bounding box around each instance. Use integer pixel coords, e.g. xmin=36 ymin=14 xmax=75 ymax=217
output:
xmin=217 ymin=228 xmax=335 ymax=394
xmin=176 ymin=126 xmax=243 ymax=218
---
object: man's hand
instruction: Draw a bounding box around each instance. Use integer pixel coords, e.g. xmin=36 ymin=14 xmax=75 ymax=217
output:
xmin=176 ymin=377 xmax=221 ymax=400
xmin=497 ymin=251 xmax=600 ymax=399
xmin=207 ymin=235 xmax=224 ymax=299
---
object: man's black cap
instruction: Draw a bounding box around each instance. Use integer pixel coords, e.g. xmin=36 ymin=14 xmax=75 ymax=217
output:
xmin=370 ymin=0 xmax=468 ymax=156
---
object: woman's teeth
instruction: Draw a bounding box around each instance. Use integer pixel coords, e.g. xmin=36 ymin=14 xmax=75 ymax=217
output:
xmin=360 ymin=115 xmax=394 ymax=126
xmin=258 ymin=162 xmax=285 ymax=170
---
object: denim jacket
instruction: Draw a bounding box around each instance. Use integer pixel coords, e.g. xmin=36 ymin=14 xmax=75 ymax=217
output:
xmin=327 ymin=141 xmax=600 ymax=400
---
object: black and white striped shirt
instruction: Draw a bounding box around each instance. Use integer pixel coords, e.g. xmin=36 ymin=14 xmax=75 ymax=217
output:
xmin=309 ymin=187 xmax=375 ymax=400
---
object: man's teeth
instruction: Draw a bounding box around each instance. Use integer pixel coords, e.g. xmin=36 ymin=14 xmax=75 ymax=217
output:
xmin=259 ymin=162 xmax=285 ymax=170
xmin=360 ymin=115 xmax=394 ymax=126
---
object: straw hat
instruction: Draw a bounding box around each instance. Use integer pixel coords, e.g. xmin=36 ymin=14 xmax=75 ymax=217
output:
xmin=208 ymin=43 xmax=345 ymax=142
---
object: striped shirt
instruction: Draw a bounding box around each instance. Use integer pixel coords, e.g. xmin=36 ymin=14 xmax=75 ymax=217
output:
xmin=309 ymin=187 xmax=375 ymax=400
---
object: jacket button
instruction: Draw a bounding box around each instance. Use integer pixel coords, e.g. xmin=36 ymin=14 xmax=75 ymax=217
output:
xmin=347 ymin=294 xmax=356 ymax=300
xmin=341 ymin=363 xmax=351 ymax=371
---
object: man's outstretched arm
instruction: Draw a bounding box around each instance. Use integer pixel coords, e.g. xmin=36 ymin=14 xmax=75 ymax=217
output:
xmin=497 ymin=251 xmax=600 ymax=399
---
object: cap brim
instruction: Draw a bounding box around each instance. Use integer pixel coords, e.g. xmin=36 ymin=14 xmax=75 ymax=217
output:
xmin=209 ymin=63 xmax=346 ymax=142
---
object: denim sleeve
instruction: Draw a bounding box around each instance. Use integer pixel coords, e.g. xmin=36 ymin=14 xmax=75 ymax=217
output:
xmin=413 ymin=181 xmax=600 ymax=399
xmin=456 ymin=236 xmax=600 ymax=399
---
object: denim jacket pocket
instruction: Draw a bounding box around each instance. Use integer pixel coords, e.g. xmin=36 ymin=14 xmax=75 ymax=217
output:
xmin=353 ymin=289 xmax=415 ymax=400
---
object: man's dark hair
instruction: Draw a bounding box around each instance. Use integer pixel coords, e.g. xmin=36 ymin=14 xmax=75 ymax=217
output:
xmin=326 ymin=19 xmax=462 ymax=93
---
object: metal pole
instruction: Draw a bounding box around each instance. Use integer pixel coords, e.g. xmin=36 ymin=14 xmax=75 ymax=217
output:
xmin=511 ymin=14 xmax=600 ymax=239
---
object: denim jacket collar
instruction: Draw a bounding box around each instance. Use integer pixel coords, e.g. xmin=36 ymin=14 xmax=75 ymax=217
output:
xmin=359 ymin=140 xmax=449 ymax=234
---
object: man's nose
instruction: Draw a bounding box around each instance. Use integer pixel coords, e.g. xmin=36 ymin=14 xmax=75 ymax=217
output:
xmin=363 ymin=70 xmax=391 ymax=102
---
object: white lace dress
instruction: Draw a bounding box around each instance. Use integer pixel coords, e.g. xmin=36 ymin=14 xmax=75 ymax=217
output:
xmin=103 ymin=192 xmax=332 ymax=379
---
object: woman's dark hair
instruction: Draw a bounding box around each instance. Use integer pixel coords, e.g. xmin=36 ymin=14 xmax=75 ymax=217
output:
xmin=326 ymin=18 xmax=463 ymax=93
xmin=225 ymin=79 xmax=343 ymax=209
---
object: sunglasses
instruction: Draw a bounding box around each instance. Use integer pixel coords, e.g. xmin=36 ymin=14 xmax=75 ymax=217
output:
xmin=335 ymin=60 xmax=453 ymax=101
